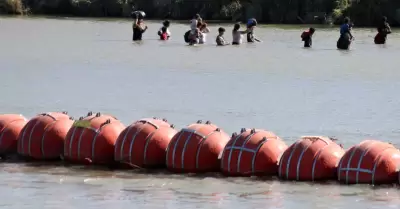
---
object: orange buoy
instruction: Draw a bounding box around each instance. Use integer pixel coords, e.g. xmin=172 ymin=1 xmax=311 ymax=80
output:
xmin=0 ymin=114 xmax=28 ymax=155
xmin=166 ymin=120 xmax=230 ymax=173
xmin=337 ymin=140 xmax=400 ymax=185
xmin=114 ymin=117 xmax=177 ymax=168
xmin=278 ymin=136 xmax=344 ymax=181
xmin=17 ymin=112 xmax=74 ymax=160
xmin=64 ymin=111 xmax=125 ymax=165
xmin=220 ymin=128 xmax=287 ymax=176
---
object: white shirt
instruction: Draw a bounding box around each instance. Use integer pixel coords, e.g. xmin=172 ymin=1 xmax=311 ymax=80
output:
xmin=199 ymin=33 xmax=207 ymax=44
xmin=190 ymin=19 xmax=198 ymax=30
xmin=232 ymin=31 xmax=243 ymax=44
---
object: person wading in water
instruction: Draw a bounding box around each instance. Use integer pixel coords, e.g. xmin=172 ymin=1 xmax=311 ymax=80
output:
xmin=246 ymin=18 xmax=261 ymax=43
xmin=158 ymin=20 xmax=171 ymax=40
xmin=374 ymin=16 xmax=392 ymax=45
xmin=132 ymin=11 xmax=148 ymax=41
xmin=301 ymin=27 xmax=316 ymax=48
xmin=216 ymin=27 xmax=229 ymax=46
xmin=232 ymin=23 xmax=248 ymax=45
xmin=336 ymin=17 xmax=354 ymax=50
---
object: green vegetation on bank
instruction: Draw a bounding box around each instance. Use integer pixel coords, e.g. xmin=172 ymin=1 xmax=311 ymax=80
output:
xmin=1 ymin=0 xmax=400 ymax=26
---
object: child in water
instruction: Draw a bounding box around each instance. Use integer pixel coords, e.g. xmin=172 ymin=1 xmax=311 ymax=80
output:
xmin=159 ymin=27 xmax=169 ymax=40
xmin=232 ymin=23 xmax=247 ymax=45
xmin=158 ymin=20 xmax=171 ymax=40
xmin=216 ymin=27 xmax=229 ymax=46
xmin=301 ymin=27 xmax=315 ymax=47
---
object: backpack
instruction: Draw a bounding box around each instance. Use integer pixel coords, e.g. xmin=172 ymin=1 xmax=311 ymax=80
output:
xmin=184 ymin=30 xmax=190 ymax=43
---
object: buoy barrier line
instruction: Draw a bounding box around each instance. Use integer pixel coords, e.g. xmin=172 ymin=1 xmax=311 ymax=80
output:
xmin=67 ymin=120 xmax=99 ymax=159
xmin=219 ymin=134 xmax=240 ymax=171
xmin=337 ymin=146 xmax=393 ymax=184
xmin=117 ymin=124 xmax=144 ymax=162
xmin=76 ymin=127 xmax=87 ymax=160
xmin=40 ymin=120 xmax=58 ymax=159
xmin=180 ymin=130 xmax=196 ymax=170
xmin=311 ymin=145 xmax=329 ymax=181
xmin=0 ymin=129 xmax=5 ymax=147
xmin=116 ymin=125 xmax=133 ymax=161
xmin=127 ymin=125 xmax=147 ymax=165
xmin=116 ymin=118 xmax=166 ymax=165
xmin=221 ymin=133 xmax=273 ymax=175
xmin=294 ymin=137 xmax=330 ymax=181
xmin=166 ymin=130 xmax=183 ymax=169
xmin=371 ymin=147 xmax=392 ymax=185
xmin=91 ymin=122 xmax=112 ymax=163
xmin=250 ymin=137 xmax=268 ymax=174
xmin=195 ymin=129 xmax=219 ymax=170
xmin=0 ymin=119 xmax=14 ymax=147
xmin=277 ymin=140 xmax=292 ymax=178
xmin=226 ymin=131 xmax=256 ymax=173
xmin=295 ymin=140 xmax=313 ymax=181
xmin=5 ymin=113 xmax=400 ymax=185
xmin=343 ymin=141 xmax=375 ymax=184
xmin=355 ymin=142 xmax=377 ymax=184
xmin=142 ymin=127 xmax=160 ymax=165
xmin=19 ymin=119 xmax=35 ymax=155
xmin=282 ymin=140 xmax=302 ymax=179
xmin=235 ymin=131 xmax=259 ymax=173
xmin=175 ymin=127 xmax=204 ymax=170
xmin=169 ymin=128 xmax=195 ymax=169
xmin=27 ymin=119 xmax=42 ymax=157
xmin=225 ymin=133 xmax=249 ymax=172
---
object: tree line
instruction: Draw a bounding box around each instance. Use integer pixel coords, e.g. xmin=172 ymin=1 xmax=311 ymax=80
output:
xmin=1 ymin=0 xmax=399 ymax=26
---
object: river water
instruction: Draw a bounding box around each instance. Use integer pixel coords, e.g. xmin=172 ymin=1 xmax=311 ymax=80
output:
xmin=1 ymin=16 xmax=400 ymax=208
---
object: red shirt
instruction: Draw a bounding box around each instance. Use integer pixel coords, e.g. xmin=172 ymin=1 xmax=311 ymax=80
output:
xmin=301 ymin=31 xmax=310 ymax=39
xmin=160 ymin=33 xmax=168 ymax=40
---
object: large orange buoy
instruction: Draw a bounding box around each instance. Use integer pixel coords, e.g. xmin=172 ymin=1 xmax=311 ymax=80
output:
xmin=166 ymin=120 xmax=230 ymax=173
xmin=114 ymin=117 xmax=177 ymax=168
xmin=64 ymin=111 xmax=125 ymax=165
xmin=17 ymin=112 xmax=74 ymax=160
xmin=278 ymin=136 xmax=344 ymax=181
xmin=220 ymin=128 xmax=287 ymax=176
xmin=337 ymin=140 xmax=400 ymax=185
xmin=0 ymin=114 xmax=28 ymax=155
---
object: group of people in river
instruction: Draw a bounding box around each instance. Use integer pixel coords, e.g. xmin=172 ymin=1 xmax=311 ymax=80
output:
xmin=300 ymin=16 xmax=392 ymax=49
xmin=131 ymin=11 xmax=393 ymax=50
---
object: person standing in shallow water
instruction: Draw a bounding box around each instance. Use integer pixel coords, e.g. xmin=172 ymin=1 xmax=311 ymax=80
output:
xmin=246 ymin=18 xmax=261 ymax=43
xmin=158 ymin=20 xmax=171 ymax=40
xmin=301 ymin=27 xmax=315 ymax=48
xmin=374 ymin=16 xmax=391 ymax=44
xmin=337 ymin=17 xmax=354 ymax=50
xmin=232 ymin=23 xmax=247 ymax=45
xmin=216 ymin=27 xmax=229 ymax=46
xmin=189 ymin=14 xmax=202 ymax=43
xmin=198 ymin=23 xmax=210 ymax=44
xmin=132 ymin=13 xmax=148 ymax=41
